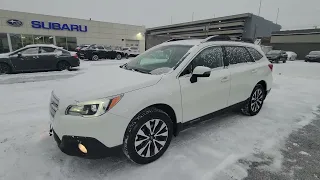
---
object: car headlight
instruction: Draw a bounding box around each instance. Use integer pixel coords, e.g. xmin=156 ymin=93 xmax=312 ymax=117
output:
xmin=65 ymin=94 xmax=123 ymax=117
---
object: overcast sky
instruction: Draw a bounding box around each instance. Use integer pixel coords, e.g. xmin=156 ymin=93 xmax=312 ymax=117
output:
xmin=1 ymin=0 xmax=320 ymax=29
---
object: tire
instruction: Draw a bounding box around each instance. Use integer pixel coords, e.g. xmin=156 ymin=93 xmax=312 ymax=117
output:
xmin=116 ymin=53 xmax=122 ymax=60
xmin=57 ymin=61 xmax=71 ymax=71
xmin=305 ymin=60 xmax=308 ymax=62
xmin=241 ymin=84 xmax=265 ymax=116
xmin=123 ymin=107 xmax=173 ymax=164
xmin=125 ymin=54 xmax=129 ymax=59
xmin=283 ymin=60 xmax=286 ymax=63
xmin=0 ymin=63 xmax=11 ymax=74
xmin=92 ymin=55 xmax=99 ymax=61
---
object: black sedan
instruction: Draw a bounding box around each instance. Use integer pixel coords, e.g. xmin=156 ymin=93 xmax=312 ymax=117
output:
xmin=305 ymin=51 xmax=320 ymax=62
xmin=78 ymin=44 xmax=124 ymax=60
xmin=0 ymin=44 xmax=80 ymax=74
xmin=266 ymin=50 xmax=288 ymax=63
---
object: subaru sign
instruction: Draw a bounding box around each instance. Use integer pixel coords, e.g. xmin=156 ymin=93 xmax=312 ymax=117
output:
xmin=7 ymin=19 xmax=23 ymax=27
xmin=31 ymin=20 xmax=88 ymax=32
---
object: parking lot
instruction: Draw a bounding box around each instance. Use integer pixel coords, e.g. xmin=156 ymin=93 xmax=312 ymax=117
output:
xmin=1 ymin=60 xmax=320 ymax=180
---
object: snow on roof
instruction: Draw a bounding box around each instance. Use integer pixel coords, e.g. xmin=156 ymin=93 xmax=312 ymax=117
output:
xmin=162 ymin=39 xmax=260 ymax=49
xmin=25 ymin=44 xmax=58 ymax=48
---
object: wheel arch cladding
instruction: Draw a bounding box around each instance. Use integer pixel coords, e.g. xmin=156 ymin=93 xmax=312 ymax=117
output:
xmin=0 ymin=62 xmax=12 ymax=70
xmin=129 ymin=104 xmax=178 ymax=137
xmin=257 ymin=80 xmax=267 ymax=92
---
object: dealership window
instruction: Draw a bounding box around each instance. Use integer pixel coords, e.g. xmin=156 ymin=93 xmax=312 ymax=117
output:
xmin=0 ymin=33 xmax=10 ymax=53
xmin=56 ymin=36 xmax=77 ymax=50
xmin=44 ymin=36 xmax=54 ymax=44
xmin=66 ymin=37 xmax=77 ymax=50
xmin=56 ymin=36 xmax=67 ymax=50
xmin=10 ymin=34 xmax=23 ymax=51
xmin=21 ymin=34 xmax=33 ymax=46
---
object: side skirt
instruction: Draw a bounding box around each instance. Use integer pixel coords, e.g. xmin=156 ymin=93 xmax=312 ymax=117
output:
xmin=175 ymin=100 xmax=247 ymax=136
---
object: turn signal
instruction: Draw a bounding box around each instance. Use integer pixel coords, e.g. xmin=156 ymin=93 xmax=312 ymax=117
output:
xmin=78 ymin=143 xmax=87 ymax=154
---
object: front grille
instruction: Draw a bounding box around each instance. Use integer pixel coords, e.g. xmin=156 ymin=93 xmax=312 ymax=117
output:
xmin=50 ymin=92 xmax=59 ymax=118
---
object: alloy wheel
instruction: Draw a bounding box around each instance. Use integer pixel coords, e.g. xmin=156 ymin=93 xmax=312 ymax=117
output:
xmin=134 ymin=119 xmax=169 ymax=158
xmin=92 ymin=55 xmax=99 ymax=61
xmin=250 ymin=88 xmax=264 ymax=112
xmin=116 ymin=54 xmax=122 ymax=60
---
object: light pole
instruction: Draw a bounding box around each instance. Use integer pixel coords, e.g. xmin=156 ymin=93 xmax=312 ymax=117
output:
xmin=258 ymin=0 xmax=262 ymax=16
xmin=276 ymin=8 xmax=280 ymax=24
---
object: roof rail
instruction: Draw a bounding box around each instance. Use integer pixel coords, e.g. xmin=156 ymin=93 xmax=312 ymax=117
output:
xmin=202 ymin=35 xmax=231 ymax=43
xmin=165 ymin=38 xmax=187 ymax=42
xmin=234 ymin=37 xmax=254 ymax=44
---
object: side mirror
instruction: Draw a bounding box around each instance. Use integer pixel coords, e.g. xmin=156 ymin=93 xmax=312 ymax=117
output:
xmin=190 ymin=66 xmax=211 ymax=83
xmin=17 ymin=52 xmax=22 ymax=58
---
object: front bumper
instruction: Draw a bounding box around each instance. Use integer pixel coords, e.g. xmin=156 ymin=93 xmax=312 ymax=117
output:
xmin=53 ymin=130 xmax=122 ymax=158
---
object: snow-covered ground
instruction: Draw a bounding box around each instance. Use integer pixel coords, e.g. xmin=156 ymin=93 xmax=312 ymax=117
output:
xmin=1 ymin=60 xmax=320 ymax=180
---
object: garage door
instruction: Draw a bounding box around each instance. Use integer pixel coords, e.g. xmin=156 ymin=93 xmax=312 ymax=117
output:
xmin=126 ymin=40 xmax=139 ymax=47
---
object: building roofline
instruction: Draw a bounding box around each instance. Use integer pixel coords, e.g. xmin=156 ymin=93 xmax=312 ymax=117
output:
xmin=0 ymin=9 xmax=145 ymax=28
xmin=272 ymin=29 xmax=320 ymax=36
xmin=146 ymin=13 xmax=252 ymax=31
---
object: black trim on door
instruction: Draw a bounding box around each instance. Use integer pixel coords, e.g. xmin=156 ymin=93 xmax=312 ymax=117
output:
xmin=176 ymin=99 xmax=248 ymax=135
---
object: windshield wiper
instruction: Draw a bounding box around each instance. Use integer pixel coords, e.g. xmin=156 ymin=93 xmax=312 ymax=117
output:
xmin=129 ymin=68 xmax=151 ymax=74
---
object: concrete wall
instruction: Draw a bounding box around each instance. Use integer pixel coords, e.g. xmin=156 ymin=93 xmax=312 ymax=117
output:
xmin=271 ymin=33 xmax=320 ymax=59
xmin=0 ymin=9 xmax=145 ymax=52
xmin=271 ymin=34 xmax=320 ymax=43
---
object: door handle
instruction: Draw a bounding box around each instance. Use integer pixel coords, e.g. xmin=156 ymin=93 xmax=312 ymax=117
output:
xmin=33 ymin=56 xmax=39 ymax=59
xmin=251 ymin=69 xmax=258 ymax=73
xmin=221 ymin=76 xmax=229 ymax=82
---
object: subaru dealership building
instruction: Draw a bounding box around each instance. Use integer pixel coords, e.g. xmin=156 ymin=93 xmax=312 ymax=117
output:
xmin=0 ymin=9 xmax=146 ymax=53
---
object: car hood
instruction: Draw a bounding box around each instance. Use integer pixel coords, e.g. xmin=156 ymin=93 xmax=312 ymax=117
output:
xmin=0 ymin=53 xmax=10 ymax=58
xmin=53 ymin=65 xmax=162 ymax=102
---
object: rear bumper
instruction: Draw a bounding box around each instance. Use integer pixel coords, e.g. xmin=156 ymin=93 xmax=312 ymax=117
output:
xmin=53 ymin=130 xmax=122 ymax=159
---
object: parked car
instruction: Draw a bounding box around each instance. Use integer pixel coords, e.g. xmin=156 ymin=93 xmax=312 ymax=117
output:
xmin=122 ymin=47 xmax=140 ymax=58
xmin=305 ymin=51 xmax=320 ymax=62
xmin=75 ymin=44 xmax=90 ymax=56
xmin=49 ymin=36 xmax=273 ymax=164
xmin=286 ymin=51 xmax=297 ymax=61
xmin=78 ymin=44 xmax=122 ymax=60
xmin=266 ymin=50 xmax=288 ymax=63
xmin=0 ymin=44 xmax=80 ymax=74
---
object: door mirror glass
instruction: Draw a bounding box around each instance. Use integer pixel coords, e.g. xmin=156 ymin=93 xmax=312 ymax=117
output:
xmin=190 ymin=66 xmax=211 ymax=83
xmin=17 ymin=52 xmax=22 ymax=57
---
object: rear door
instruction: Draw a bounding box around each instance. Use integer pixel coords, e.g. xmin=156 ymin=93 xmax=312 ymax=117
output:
xmin=38 ymin=46 xmax=59 ymax=70
xmin=179 ymin=46 xmax=231 ymax=122
xmin=9 ymin=47 xmax=40 ymax=71
xmin=225 ymin=46 xmax=256 ymax=106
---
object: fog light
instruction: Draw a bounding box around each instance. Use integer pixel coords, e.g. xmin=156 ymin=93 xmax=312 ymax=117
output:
xmin=78 ymin=143 xmax=87 ymax=154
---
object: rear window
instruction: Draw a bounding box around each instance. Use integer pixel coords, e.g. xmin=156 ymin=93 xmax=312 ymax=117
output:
xmin=247 ymin=47 xmax=263 ymax=61
xmin=130 ymin=47 xmax=138 ymax=50
xmin=54 ymin=49 xmax=70 ymax=56
xmin=309 ymin=51 xmax=320 ymax=55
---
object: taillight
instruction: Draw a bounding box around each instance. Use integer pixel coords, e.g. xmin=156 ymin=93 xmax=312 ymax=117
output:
xmin=268 ymin=64 xmax=273 ymax=71
xmin=73 ymin=53 xmax=78 ymax=59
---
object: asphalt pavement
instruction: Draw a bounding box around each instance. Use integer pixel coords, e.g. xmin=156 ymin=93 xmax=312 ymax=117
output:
xmin=242 ymin=105 xmax=320 ymax=180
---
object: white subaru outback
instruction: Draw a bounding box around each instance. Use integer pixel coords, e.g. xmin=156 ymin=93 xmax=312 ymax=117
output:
xmin=49 ymin=36 xmax=273 ymax=164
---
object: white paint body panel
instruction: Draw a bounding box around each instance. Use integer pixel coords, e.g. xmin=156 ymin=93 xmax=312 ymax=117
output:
xmin=51 ymin=40 xmax=273 ymax=148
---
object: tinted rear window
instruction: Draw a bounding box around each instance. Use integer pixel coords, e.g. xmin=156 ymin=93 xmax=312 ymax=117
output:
xmin=309 ymin=51 xmax=320 ymax=55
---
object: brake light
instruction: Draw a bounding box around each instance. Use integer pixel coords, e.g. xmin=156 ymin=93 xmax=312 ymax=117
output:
xmin=73 ymin=53 xmax=78 ymax=59
xmin=268 ymin=64 xmax=273 ymax=71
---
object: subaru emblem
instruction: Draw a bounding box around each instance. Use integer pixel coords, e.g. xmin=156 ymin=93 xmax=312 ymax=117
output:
xmin=7 ymin=19 xmax=23 ymax=27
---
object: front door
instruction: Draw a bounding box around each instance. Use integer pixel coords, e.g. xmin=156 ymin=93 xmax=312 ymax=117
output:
xmin=179 ymin=46 xmax=231 ymax=122
xmin=9 ymin=47 xmax=40 ymax=71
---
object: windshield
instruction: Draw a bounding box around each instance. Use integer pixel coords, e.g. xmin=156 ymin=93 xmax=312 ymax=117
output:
xmin=124 ymin=45 xmax=192 ymax=74
xmin=309 ymin=51 xmax=320 ymax=55
xmin=267 ymin=50 xmax=281 ymax=55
